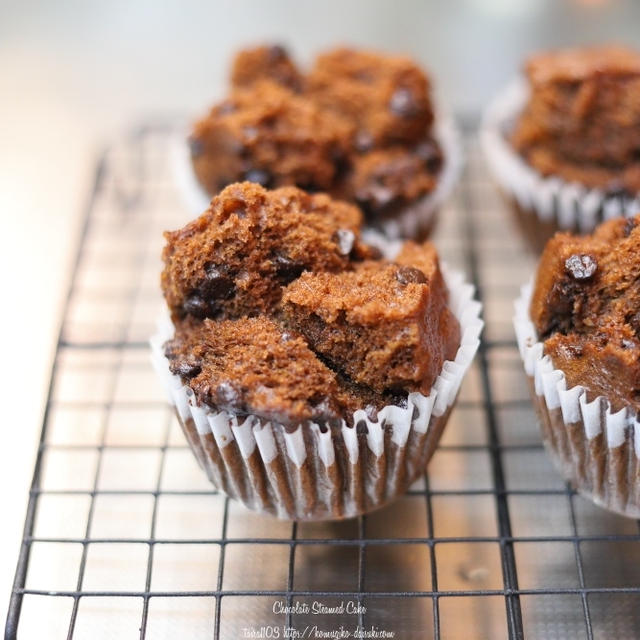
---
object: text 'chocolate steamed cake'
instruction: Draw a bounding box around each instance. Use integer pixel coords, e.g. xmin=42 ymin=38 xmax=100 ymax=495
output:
xmin=530 ymin=215 xmax=640 ymax=411
xmin=161 ymin=182 xmax=373 ymax=323
xmin=512 ymin=46 xmax=640 ymax=193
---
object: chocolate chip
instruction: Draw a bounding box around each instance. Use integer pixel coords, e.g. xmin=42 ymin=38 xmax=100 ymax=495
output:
xmin=202 ymin=264 xmax=235 ymax=299
xmin=244 ymin=168 xmax=272 ymax=187
xmin=389 ymin=88 xmax=418 ymax=117
xmin=188 ymin=137 xmax=204 ymax=158
xmin=217 ymin=100 xmax=236 ymax=116
xmin=396 ymin=266 xmax=427 ymax=285
xmin=273 ymin=254 xmax=305 ymax=282
xmin=174 ymin=358 xmax=202 ymax=379
xmin=267 ymin=44 xmax=287 ymax=61
xmin=354 ymin=130 xmax=374 ymax=152
xmin=215 ymin=381 xmax=242 ymax=407
xmin=565 ymin=254 xmax=597 ymax=280
xmin=624 ymin=217 xmax=637 ymax=237
xmin=183 ymin=294 xmax=209 ymax=318
xmin=334 ymin=229 xmax=355 ymax=255
xmin=416 ymin=140 xmax=442 ymax=173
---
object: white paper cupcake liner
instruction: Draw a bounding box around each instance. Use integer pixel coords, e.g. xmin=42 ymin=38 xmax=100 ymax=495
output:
xmin=170 ymin=110 xmax=463 ymax=240
xmin=514 ymin=282 xmax=640 ymax=518
xmin=481 ymin=79 xmax=640 ymax=233
xmin=150 ymin=264 xmax=482 ymax=521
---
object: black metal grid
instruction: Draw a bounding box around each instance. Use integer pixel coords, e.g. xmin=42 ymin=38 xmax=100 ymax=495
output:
xmin=6 ymin=124 xmax=640 ymax=640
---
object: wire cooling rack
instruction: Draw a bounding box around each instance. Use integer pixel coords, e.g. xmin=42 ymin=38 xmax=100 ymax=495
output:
xmin=6 ymin=123 xmax=640 ymax=640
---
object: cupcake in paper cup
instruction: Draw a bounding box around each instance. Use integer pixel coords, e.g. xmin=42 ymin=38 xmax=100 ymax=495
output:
xmin=151 ymin=181 xmax=482 ymax=521
xmin=481 ymin=45 xmax=640 ymax=250
xmin=514 ymin=214 xmax=640 ymax=518
xmin=174 ymin=44 xmax=462 ymax=240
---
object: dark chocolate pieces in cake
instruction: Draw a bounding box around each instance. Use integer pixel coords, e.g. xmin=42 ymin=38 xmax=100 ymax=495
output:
xmin=165 ymin=317 xmax=363 ymax=426
xmin=161 ymin=182 xmax=374 ymax=324
xmin=530 ymin=214 xmax=640 ymax=411
xmin=162 ymin=183 xmax=461 ymax=426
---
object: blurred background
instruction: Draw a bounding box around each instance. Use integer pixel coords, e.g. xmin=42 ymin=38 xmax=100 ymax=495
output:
xmin=2 ymin=0 xmax=640 ymax=614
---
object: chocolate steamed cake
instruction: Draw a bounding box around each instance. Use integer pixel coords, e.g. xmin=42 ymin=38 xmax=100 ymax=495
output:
xmin=530 ymin=215 xmax=640 ymax=411
xmin=512 ymin=46 xmax=640 ymax=193
xmin=190 ymin=81 xmax=353 ymax=195
xmin=161 ymin=182 xmax=373 ymax=323
xmin=230 ymin=44 xmax=302 ymax=91
xmin=190 ymin=45 xmax=444 ymax=229
xmin=162 ymin=183 xmax=460 ymax=424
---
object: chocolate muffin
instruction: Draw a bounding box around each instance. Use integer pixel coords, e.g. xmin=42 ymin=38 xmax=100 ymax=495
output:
xmin=186 ymin=45 xmax=458 ymax=239
xmin=530 ymin=215 xmax=640 ymax=411
xmin=482 ymin=45 xmax=640 ymax=252
xmin=512 ymin=46 xmax=640 ymax=194
xmin=152 ymin=182 xmax=482 ymax=520
xmin=515 ymin=214 xmax=640 ymax=517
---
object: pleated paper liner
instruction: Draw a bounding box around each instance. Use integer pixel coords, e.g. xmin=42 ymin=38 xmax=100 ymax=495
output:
xmin=151 ymin=264 xmax=482 ymax=521
xmin=171 ymin=110 xmax=463 ymax=240
xmin=514 ymin=282 xmax=640 ymax=518
xmin=481 ymin=79 xmax=640 ymax=252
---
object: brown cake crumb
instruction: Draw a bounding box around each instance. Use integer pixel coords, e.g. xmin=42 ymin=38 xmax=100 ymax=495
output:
xmin=282 ymin=247 xmax=460 ymax=395
xmin=230 ymin=44 xmax=303 ymax=91
xmin=343 ymin=143 xmax=442 ymax=219
xmin=512 ymin=45 xmax=640 ymax=193
xmin=308 ymin=47 xmax=433 ymax=147
xmin=165 ymin=316 xmax=365 ymax=426
xmin=161 ymin=182 xmax=373 ymax=324
xmin=530 ymin=214 xmax=640 ymax=410
xmin=190 ymin=81 xmax=353 ymax=195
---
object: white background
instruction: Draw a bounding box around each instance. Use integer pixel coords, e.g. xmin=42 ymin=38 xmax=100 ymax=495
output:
xmin=1 ymin=0 xmax=639 ymax=621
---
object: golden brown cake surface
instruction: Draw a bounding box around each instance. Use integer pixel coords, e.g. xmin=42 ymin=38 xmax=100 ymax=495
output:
xmin=512 ymin=45 xmax=640 ymax=193
xmin=530 ymin=215 xmax=640 ymax=410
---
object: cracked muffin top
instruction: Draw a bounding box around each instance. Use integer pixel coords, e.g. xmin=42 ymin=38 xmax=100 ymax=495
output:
xmin=189 ymin=44 xmax=443 ymax=227
xmin=530 ymin=214 xmax=640 ymax=411
xmin=162 ymin=183 xmax=461 ymax=425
